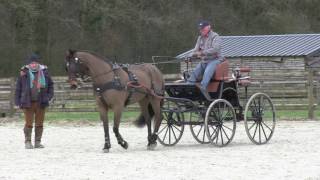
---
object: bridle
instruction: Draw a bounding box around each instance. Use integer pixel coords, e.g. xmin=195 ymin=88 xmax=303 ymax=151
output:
xmin=66 ymin=57 xmax=86 ymax=79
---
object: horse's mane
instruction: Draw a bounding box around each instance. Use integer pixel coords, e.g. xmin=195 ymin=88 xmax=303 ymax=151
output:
xmin=78 ymin=50 xmax=112 ymax=65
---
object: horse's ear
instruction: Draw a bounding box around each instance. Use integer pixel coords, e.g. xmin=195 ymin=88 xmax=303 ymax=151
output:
xmin=67 ymin=49 xmax=76 ymax=56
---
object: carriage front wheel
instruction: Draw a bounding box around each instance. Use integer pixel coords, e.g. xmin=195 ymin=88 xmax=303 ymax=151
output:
xmin=189 ymin=111 xmax=210 ymax=144
xmin=244 ymin=93 xmax=276 ymax=145
xmin=204 ymin=99 xmax=237 ymax=147
xmin=157 ymin=100 xmax=184 ymax=146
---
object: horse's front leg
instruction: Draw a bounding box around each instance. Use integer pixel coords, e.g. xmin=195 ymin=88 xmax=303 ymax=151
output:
xmin=113 ymin=105 xmax=128 ymax=149
xmin=97 ymin=98 xmax=111 ymax=153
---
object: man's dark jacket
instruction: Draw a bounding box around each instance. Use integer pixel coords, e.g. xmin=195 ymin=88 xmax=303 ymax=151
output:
xmin=15 ymin=66 xmax=54 ymax=108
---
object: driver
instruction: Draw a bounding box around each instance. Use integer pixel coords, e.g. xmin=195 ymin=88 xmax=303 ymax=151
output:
xmin=187 ymin=20 xmax=223 ymax=98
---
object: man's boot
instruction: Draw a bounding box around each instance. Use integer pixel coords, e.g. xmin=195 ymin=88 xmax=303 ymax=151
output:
xmin=24 ymin=127 xmax=33 ymax=149
xmin=34 ymin=126 xmax=44 ymax=148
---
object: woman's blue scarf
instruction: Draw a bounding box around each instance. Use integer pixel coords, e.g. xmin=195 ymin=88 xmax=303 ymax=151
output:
xmin=28 ymin=67 xmax=46 ymax=91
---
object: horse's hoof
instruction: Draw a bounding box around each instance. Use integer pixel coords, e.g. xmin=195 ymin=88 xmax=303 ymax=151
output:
xmin=147 ymin=143 xmax=157 ymax=151
xmin=121 ymin=141 xmax=129 ymax=149
xmin=103 ymin=148 xmax=109 ymax=153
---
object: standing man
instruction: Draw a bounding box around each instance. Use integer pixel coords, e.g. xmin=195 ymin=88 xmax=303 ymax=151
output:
xmin=187 ymin=20 xmax=223 ymax=99
xmin=15 ymin=53 xmax=54 ymax=149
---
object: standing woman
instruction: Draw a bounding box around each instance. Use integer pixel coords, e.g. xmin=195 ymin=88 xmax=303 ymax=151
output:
xmin=15 ymin=53 xmax=54 ymax=149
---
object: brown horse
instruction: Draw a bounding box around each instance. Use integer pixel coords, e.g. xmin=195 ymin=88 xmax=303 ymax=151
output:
xmin=65 ymin=50 xmax=164 ymax=152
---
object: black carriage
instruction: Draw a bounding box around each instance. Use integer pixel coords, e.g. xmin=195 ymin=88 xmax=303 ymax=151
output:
xmin=157 ymin=59 xmax=276 ymax=147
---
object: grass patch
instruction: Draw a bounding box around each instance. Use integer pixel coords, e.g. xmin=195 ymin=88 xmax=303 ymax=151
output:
xmin=42 ymin=109 xmax=320 ymax=123
xmin=276 ymin=110 xmax=320 ymax=120
xmin=45 ymin=111 xmax=140 ymax=123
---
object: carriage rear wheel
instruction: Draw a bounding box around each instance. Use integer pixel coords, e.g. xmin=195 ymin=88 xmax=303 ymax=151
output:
xmin=157 ymin=100 xmax=184 ymax=146
xmin=204 ymin=99 xmax=237 ymax=147
xmin=244 ymin=93 xmax=276 ymax=145
xmin=189 ymin=111 xmax=210 ymax=144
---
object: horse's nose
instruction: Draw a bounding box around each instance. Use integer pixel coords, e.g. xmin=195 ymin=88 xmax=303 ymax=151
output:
xmin=69 ymin=79 xmax=78 ymax=89
xmin=70 ymin=84 xmax=78 ymax=89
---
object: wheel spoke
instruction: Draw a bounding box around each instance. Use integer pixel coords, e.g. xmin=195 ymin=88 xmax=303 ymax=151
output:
xmin=260 ymin=122 xmax=268 ymax=141
xmin=217 ymin=104 xmax=222 ymax=121
xmin=219 ymin=127 xmax=224 ymax=145
xmin=258 ymin=96 xmax=262 ymax=114
xmin=158 ymin=125 xmax=168 ymax=134
xmin=222 ymin=124 xmax=233 ymax=132
xmin=221 ymin=126 xmax=231 ymax=141
xmin=215 ymin=128 xmax=220 ymax=144
xmin=169 ymin=126 xmax=172 ymax=144
xmin=172 ymin=124 xmax=182 ymax=133
xmin=252 ymin=122 xmax=259 ymax=139
xmin=211 ymin=109 xmax=219 ymax=122
xmin=248 ymin=121 xmax=257 ymax=131
xmin=221 ymin=102 xmax=226 ymax=118
xmin=162 ymin=125 xmax=169 ymax=142
xmin=259 ymin=123 xmax=261 ymax=143
xmin=163 ymin=112 xmax=169 ymax=120
xmin=196 ymin=124 xmax=203 ymax=138
xmin=261 ymin=97 xmax=267 ymax=112
xmin=221 ymin=108 xmax=231 ymax=121
xmin=210 ymin=126 xmax=218 ymax=139
xmin=262 ymin=120 xmax=273 ymax=132
xmin=171 ymin=127 xmax=178 ymax=141
xmin=202 ymin=125 xmax=206 ymax=142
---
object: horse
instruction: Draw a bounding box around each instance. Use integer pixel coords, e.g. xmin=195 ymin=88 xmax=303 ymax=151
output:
xmin=65 ymin=49 xmax=165 ymax=152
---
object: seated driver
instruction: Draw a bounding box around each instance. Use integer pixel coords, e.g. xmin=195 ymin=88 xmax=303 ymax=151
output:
xmin=187 ymin=20 xmax=223 ymax=99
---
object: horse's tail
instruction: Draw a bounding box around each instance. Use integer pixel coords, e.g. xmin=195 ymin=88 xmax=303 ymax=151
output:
xmin=133 ymin=103 xmax=154 ymax=128
xmin=134 ymin=64 xmax=164 ymax=128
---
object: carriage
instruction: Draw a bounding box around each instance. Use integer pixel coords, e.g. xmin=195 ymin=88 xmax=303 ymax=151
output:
xmin=156 ymin=58 xmax=276 ymax=147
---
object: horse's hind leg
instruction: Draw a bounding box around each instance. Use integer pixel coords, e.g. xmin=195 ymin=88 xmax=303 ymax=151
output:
xmin=148 ymin=98 xmax=162 ymax=150
xmin=139 ymin=99 xmax=153 ymax=148
xmin=113 ymin=105 xmax=128 ymax=149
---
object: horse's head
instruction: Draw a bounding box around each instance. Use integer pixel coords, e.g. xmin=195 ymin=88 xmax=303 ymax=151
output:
xmin=65 ymin=49 xmax=89 ymax=89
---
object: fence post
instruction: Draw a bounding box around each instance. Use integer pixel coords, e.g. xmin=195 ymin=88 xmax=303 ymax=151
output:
xmin=9 ymin=77 xmax=15 ymax=117
xmin=307 ymin=68 xmax=315 ymax=119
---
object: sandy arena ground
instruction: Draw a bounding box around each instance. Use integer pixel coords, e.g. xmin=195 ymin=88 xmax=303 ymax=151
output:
xmin=0 ymin=120 xmax=320 ymax=180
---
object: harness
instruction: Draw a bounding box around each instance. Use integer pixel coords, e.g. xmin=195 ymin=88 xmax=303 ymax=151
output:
xmin=93 ymin=63 xmax=141 ymax=107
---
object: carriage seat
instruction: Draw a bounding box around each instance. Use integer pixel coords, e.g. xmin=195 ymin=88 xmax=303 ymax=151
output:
xmin=207 ymin=59 xmax=230 ymax=92
xmin=212 ymin=59 xmax=229 ymax=81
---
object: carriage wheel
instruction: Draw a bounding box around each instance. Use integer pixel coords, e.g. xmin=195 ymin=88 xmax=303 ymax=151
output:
xmin=204 ymin=99 xmax=237 ymax=147
xmin=244 ymin=93 xmax=276 ymax=145
xmin=157 ymin=100 xmax=184 ymax=146
xmin=189 ymin=112 xmax=210 ymax=144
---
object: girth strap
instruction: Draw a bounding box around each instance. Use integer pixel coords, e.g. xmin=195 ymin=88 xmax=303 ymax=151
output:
xmin=124 ymin=70 xmax=139 ymax=106
xmin=93 ymin=67 xmax=140 ymax=107
xmin=93 ymin=79 xmax=125 ymax=107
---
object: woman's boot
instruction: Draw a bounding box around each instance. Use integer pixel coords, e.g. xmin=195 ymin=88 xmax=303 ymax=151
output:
xmin=24 ymin=127 xmax=33 ymax=149
xmin=34 ymin=126 xmax=44 ymax=148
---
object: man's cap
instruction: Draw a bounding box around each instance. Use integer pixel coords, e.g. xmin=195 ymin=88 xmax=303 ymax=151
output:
xmin=198 ymin=20 xmax=210 ymax=29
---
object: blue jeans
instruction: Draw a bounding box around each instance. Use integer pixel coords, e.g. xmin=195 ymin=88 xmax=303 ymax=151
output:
xmin=188 ymin=59 xmax=222 ymax=89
